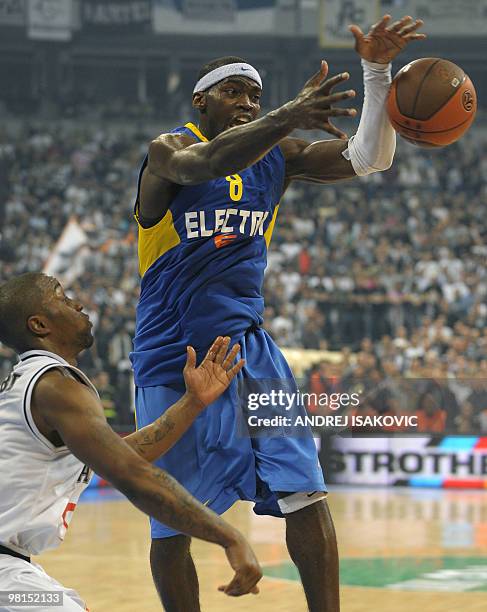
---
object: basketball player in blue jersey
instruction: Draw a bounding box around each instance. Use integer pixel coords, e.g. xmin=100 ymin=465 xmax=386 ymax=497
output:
xmin=131 ymin=15 xmax=425 ymax=612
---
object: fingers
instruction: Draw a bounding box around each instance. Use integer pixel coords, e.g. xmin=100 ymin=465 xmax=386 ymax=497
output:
xmin=312 ymin=89 xmax=357 ymax=131
xmin=322 ymin=120 xmax=348 ymax=141
xmin=311 ymin=88 xmax=356 ymax=130
xmin=219 ymin=576 xmax=243 ymax=596
xmin=310 ymin=99 xmax=356 ymax=139
xmin=369 ymin=14 xmax=391 ymax=33
xmin=355 ymin=13 xmax=424 ymax=39
xmin=308 ymin=112 xmax=349 ymax=139
xmin=318 ymin=71 xmax=350 ymax=94
xmin=342 ymin=107 xmax=357 ymax=116
xmin=310 ymin=92 xmax=357 ymax=115
xmin=320 ymin=89 xmax=356 ymax=105
xmin=185 ymin=345 xmax=197 ymax=369
xmin=404 ymin=33 xmax=427 ymax=41
xmin=386 ymin=15 xmax=413 ymax=32
xmin=227 ymin=358 xmax=245 ymax=379
xmin=215 ymin=336 xmax=230 ymax=364
xmin=221 ymin=342 xmax=241 ymax=370
xmin=304 ymin=60 xmax=329 ymax=89
xmin=202 ymin=336 xmax=244 ymax=371
xmin=319 ymin=60 xmax=329 ymax=83
xmin=202 ymin=336 xmax=223 ymax=363
xmin=218 ymin=572 xmax=261 ymax=597
xmin=387 ymin=16 xmax=426 ymax=44
xmin=397 ymin=18 xmax=424 ymax=36
xmin=348 ymin=24 xmax=363 ymax=44
xmin=318 ymin=107 xmax=356 ymax=118
xmin=310 ymin=109 xmax=356 ymax=134
xmin=219 ymin=343 xmax=245 ymax=380
xmin=387 ymin=16 xmax=426 ymax=40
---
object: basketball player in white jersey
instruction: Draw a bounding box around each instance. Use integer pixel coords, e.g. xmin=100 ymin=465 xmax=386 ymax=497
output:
xmin=0 ymin=272 xmax=261 ymax=611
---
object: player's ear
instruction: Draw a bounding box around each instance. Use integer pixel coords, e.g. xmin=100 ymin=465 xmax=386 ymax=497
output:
xmin=192 ymin=92 xmax=207 ymax=114
xmin=27 ymin=315 xmax=50 ymax=338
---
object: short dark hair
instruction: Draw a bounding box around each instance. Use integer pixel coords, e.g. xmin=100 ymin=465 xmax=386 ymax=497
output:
xmin=0 ymin=273 xmax=50 ymax=352
xmin=197 ymin=56 xmax=248 ymax=81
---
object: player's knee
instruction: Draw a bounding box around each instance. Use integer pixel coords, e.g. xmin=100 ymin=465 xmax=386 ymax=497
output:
xmin=150 ymin=534 xmax=192 ymax=564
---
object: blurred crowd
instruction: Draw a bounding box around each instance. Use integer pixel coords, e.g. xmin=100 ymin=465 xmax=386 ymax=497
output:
xmin=0 ymin=120 xmax=486 ymax=431
xmin=306 ymin=342 xmax=487 ymax=435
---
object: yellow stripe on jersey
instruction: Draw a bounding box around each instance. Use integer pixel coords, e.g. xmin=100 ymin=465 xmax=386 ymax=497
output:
xmin=136 ymin=210 xmax=181 ymax=277
xmin=264 ymin=204 xmax=280 ymax=248
xmin=184 ymin=122 xmax=208 ymax=142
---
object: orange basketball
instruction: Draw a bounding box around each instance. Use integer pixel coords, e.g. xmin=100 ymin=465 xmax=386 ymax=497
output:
xmin=386 ymin=58 xmax=477 ymax=148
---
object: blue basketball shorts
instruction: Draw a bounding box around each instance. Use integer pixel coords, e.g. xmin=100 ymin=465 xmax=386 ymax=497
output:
xmin=135 ymin=327 xmax=326 ymax=539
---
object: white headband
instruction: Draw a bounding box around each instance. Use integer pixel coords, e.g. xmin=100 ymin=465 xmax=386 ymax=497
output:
xmin=193 ymin=62 xmax=262 ymax=94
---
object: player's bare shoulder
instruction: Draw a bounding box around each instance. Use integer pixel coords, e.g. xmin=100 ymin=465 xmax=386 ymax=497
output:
xmin=150 ymin=131 xmax=198 ymax=155
xmin=140 ymin=131 xmax=200 ymax=223
xmin=147 ymin=131 xmax=200 ymax=177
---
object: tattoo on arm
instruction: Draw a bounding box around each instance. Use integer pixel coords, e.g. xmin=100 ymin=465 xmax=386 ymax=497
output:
xmin=133 ymin=416 xmax=176 ymax=456
xmin=125 ymin=394 xmax=200 ymax=462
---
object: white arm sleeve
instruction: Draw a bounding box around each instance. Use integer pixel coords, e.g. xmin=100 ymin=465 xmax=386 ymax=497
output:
xmin=342 ymin=59 xmax=396 ymax=176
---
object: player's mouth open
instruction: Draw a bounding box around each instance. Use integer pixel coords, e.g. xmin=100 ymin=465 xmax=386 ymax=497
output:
xmin=231 ymin=115 xmax=252 ymax=126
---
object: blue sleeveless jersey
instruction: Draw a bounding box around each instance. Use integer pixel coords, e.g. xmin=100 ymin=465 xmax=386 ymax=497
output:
xmin=130 ymin=122 xmax=286 ymax=387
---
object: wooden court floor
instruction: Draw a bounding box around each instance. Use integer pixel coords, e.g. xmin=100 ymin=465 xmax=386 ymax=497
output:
xmin=38 ymin=487 xmax=487 ymax=612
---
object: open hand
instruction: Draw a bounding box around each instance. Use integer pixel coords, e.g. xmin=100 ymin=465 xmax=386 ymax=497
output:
xmin=288 ymin=61 xmax=356 ymax=140
xmin=183 ymin=336 xmax=244 ymax=410
xmin=349 ymin=14 xmax=426 ymax=64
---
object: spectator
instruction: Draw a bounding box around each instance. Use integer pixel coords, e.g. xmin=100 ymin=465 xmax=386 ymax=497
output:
xmin=415 ymin=392 xmax=446 ymax=433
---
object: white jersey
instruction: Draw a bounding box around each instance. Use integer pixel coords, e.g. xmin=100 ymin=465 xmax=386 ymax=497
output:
xmin=0 ymin=350 xmax=98 ymax=557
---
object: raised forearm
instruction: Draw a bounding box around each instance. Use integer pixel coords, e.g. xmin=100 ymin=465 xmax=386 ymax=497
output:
xmin=342 ymin=60 xmax=396 ymax=175
xmin=149 ymin=105 xmax=296 ymax=185
xmin=147 ymin=103 xmax=295 ymax=185
xmin=205 ymin=105 xmax=294 ymax=177
xmin=122 ymin=462 xmax=239 ymax=548
xmin=148 ymin=64 xmax=359 ymax=185
xmin=125 ymin=393 xmax=203 ymax=462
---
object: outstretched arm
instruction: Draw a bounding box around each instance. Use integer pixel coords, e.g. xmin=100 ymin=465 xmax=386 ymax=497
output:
xmin=31 ymin=372 xmax=237 ymax=545
xmin=146 ymin=65 xmax=355 ymax=187
xmin=282 ymin=15 xmax=426 ymax=184
xmin=125 ymin=336 xmax=244 ymax=461
xmin=31 ymin=357 xmax=260 ymax=597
